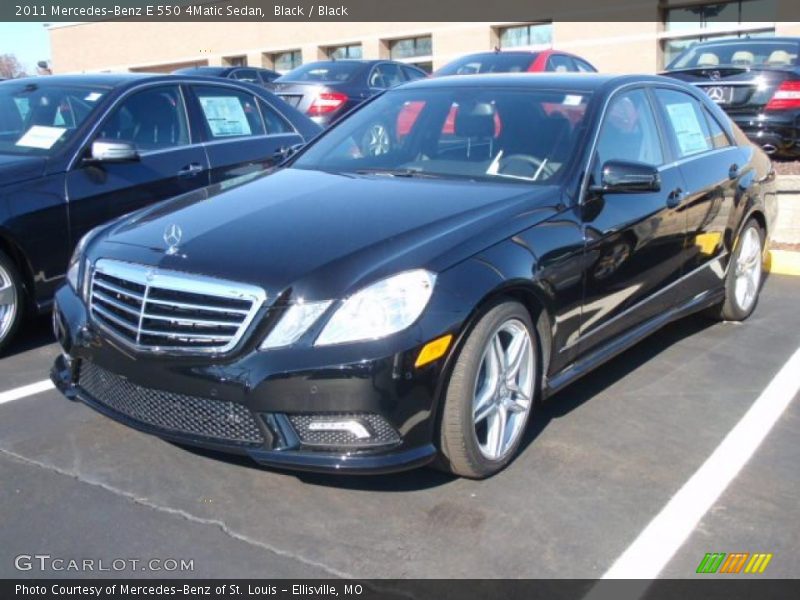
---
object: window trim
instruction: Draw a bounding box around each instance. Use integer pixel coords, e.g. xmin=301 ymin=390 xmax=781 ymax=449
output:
xmin=192 ymin=85 xmax=267 ymax=140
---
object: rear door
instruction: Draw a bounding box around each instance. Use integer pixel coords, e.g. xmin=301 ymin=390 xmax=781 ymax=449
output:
xmin=187 ymin=83 xmax=305 ymax=184
xmin=652 ymin=87 xmax=742 ymax=297
xmin=65 ymin=84 xmax=210 ymax=244
xmin=577 ymin=87 xmax=688 ymax=355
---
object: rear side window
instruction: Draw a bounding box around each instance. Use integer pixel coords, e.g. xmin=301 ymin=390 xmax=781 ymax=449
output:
xmin=547 ymin=54 xmax=576 ymax=73
xmin=257 ymin=98 xmax=293 ymax=134
xmin=193 ymin=85 xmax=265 ymax=139
xmin=596 ymin=89 xmax=664 ymax=167
xmin=654 ymin=88 xmax=714 ymax=158
xmin=401 ymin=65 xmax=427 ymax=81
xmin=574 ymin=59 xmax=596 ymax=73
xmin=703 ymin=108 xmax=731 ymax=149
xmin=369 ymin=64 xmax=405 ymax=89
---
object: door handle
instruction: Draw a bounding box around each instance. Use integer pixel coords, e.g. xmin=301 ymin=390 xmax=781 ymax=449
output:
xmin=666 ymin=187 xmax=685 ymax=209
xmin=177 ymin=163 xmax=204 ymax=177
xmin=728 ymin=163 xmax=740 ymax=180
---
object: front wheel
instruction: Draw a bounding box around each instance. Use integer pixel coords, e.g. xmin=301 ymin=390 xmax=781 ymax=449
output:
xmin=711 ymin=218 xmax=765 ymax=321
xmin=0 ymin=250 xmax=24 ymax=354
xmin=436 ymin=301 xmax=538 ymax=479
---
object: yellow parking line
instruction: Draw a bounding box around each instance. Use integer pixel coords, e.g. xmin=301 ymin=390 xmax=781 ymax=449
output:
xmin=768 ymin=250 xmax=800 ymax=277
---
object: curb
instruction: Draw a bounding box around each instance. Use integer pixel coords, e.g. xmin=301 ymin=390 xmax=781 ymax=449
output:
xmin=768 ymin=249 xmax=800 ymax=277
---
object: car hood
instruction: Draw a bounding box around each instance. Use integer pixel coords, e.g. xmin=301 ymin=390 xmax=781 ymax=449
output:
xmin=97 ymin=168 xmax=560 ymax=300
xmin=0 ymin=154 xmax=47 ymax=187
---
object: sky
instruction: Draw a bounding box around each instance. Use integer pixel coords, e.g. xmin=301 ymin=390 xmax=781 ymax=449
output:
xmin=0 ymin=22 xmax=52 ymax=74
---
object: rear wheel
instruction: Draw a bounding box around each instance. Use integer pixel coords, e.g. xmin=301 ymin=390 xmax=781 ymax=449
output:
xmin=436 ymin=301 xmax=538 ymax=479
xmin=0 ymin=250 xmax=24 ymax=354
xmin=710 ymin=218 xmax=765 ymax=321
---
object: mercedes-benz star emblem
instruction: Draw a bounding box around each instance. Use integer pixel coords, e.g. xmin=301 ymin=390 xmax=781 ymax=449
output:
xmin=163 ymin=224 xmax=183 ymax=256
xmin=706 ymin=86 xmax=725 ymax=103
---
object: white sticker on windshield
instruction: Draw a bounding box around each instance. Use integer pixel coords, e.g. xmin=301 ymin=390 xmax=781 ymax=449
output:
xmin=15 ymin=125 xmax=67 ymax=149
xmin=199 ymin=96 xmax=252 ymax=137
xmin=563 ymin=94 xmax=583 ymax=106
xmin=84 ymin=92 xmax=102 ymax=102
xmin=665 ymin=102 xmax=710 ymax=156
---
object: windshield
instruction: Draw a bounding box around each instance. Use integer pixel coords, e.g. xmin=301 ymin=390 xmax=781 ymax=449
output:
xmin=0 ymin=82 xmax=108 ymax=156
xmin=669 ymin=41 xmax=800 ymax=69
xmin=292 ymin=86 xmax=592 ymax=184
xmin=277 ymin=62 xmax=362 ymax=83
xmin=436 ymin=54 xmax=537 ymax=76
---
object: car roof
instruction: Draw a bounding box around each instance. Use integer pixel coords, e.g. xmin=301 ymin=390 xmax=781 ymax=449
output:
xmin=399 ymin=72 xmax=667 ymax=92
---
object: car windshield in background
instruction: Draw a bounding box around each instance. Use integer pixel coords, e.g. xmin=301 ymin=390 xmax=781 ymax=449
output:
xmin=668 ymin=41 xmax=800 ymax=69
xmin=292 ymin=86 xmax=591 ymax=184
xmin=0 ymin=82 xmax=107 ymax=156
xmin=278 ymin=62 xmax=363 ymax=83
xmin=436 ymin=54 xmax=537 ymax=76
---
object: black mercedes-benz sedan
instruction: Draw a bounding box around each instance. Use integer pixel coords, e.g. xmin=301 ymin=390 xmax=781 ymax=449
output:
xmin=662 ymin=37 xmax=800 ymax=157
xmin=172 ymin=65 xmax=281 ymax=86
xmin=52 ymin=74 xmax=777 ymax=478
xmin=0 ymin=73 xmax=320 ymax=352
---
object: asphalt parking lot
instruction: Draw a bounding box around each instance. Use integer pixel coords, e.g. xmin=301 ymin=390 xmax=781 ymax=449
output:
xmin=0 ymin=275 xmax=798 ymax=580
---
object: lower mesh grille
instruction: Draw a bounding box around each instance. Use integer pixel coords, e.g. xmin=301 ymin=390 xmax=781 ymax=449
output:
xmin=78 ymin=361 xmax=264 ymax=446
xmin=288 ymin=413 xmax=400 ymax=448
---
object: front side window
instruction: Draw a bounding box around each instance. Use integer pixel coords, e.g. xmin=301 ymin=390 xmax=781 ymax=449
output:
xmin=0 ymin=82 xmax=107 ymax=156
xmin=654 ymin=88 xmax=715 ymax=158
xmin=193 ymin=85 xmax=265 ymax=139
xmin=547 ymin=54 xmax=576 ymax=73
xmin=595 ymin=89 xmax=663 ymax=167
xmin=293 ymin=87 xmax=591 ymax=185
xmin=98 ymin=85 xmax=188 ymax=151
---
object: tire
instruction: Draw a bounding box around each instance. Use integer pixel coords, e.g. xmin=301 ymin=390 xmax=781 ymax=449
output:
xmin=709 ymin=218 xmax=765 ymax=322
xmin=436 ymin=301 xmax=538 ymax=479
xmin=0 ymin=249 xmax=24 ymax=355
xmin=360 ymin=120 xmax=392 ymax=157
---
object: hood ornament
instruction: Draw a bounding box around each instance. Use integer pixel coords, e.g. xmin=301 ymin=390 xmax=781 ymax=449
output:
xmin=163 ymin=224 xmax=183 ymax=256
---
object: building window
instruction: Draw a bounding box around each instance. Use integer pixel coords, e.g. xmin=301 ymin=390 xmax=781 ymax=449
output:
xmin=497 ymin=23 xmax=553 ymax=49
xmin=388 ymin=35 xmax=433 ymax=73
xmin=661 ymin=0 xmax=776 ymax=68
xmin=326 ymin=44 xmax=363 ymax=60
xmin=223 ymin=55 xmax=247 ymax=67
xmin=270 ymin=50 xmax=302 ymax=73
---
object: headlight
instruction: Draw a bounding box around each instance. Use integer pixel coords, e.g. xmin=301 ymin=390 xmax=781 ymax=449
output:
xmin=66 ymin=225 xmax=105 ymax=293
xmin=315 ymin=270 xmax=436 ymax=346
xmin=260 ymin=300 xmax=332 ymax=350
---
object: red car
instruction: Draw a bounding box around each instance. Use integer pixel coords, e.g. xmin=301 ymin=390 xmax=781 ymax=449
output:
xmin=396 ymin=51 xmax=596 ymax=138
xmin=434 ymin=49 xmax=597 ymax=76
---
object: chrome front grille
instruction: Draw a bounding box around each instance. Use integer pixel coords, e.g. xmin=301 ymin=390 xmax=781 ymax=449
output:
xmin=89 ymin=259 xmax=266 ymax=354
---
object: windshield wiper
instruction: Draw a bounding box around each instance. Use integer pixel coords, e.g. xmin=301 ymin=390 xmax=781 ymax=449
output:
xmin=353 ymin=168 xmax=442 ymax=179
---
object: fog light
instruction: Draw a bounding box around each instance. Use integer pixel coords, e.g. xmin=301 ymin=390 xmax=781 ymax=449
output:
xmin=308 ymin=419 xmax=371 ymax=440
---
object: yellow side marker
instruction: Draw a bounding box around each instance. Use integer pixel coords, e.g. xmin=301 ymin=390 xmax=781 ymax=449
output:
xmin=768 ymin=250 xmax=800 ymax=276
xmin=415 ymin=334 xmax=453 ymax=368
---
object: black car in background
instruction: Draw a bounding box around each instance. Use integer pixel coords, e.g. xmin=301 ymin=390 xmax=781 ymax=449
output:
xmin=271 ymin=60 xmax=428 ymax=127
xmin=172 ymin=65 xmax=281 ymax=86
xmin=662 ymin=37 xmax=800 ymax=157
xmin=0 ymin=73 xmax=320 ymax=351
xmin=53 ymin=74 xmax=776 ymax=478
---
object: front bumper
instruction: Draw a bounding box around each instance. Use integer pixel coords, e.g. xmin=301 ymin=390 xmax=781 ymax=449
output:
xmin=50 ymin=284 xmax=444 ymax=474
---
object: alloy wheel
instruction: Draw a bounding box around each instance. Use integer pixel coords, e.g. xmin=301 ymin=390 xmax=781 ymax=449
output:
xmin=0 ymin=262 xmax=18 ymax=344
xmin=472 ymin=318 xmax=535 ymax=460
xmin=364 ymin=123 xmax=391 ymax=156
xmin=734 ymin=226 xmax=762 ymax=313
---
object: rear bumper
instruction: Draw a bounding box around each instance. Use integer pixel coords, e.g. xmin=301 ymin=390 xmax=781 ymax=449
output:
xmin=50 ymin=284 xmax=444 ymax=475
xmin=731 ymin=110 xmax=800 ymax=156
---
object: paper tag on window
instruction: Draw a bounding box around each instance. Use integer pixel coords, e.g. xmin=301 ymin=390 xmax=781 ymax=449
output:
xmin=563 ymin=94 xmax=583 ymax=106
xmin=15 ymin=126 xmax=67 ymax=149
xmin=84 ymin=92 xmax=102 ymax=102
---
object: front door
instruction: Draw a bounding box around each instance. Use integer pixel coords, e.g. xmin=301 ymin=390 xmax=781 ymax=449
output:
xmin=577 ymin=87 xmax=688 ymax=356
xmin=65 ymin=84 xmax=210 ymax=246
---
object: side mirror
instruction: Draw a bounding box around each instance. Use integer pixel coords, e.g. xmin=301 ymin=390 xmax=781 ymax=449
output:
xmin=88 ymin=139 xmax=139 ymax=163
xmin=593 ymin=160 xmax=661 ymax=194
